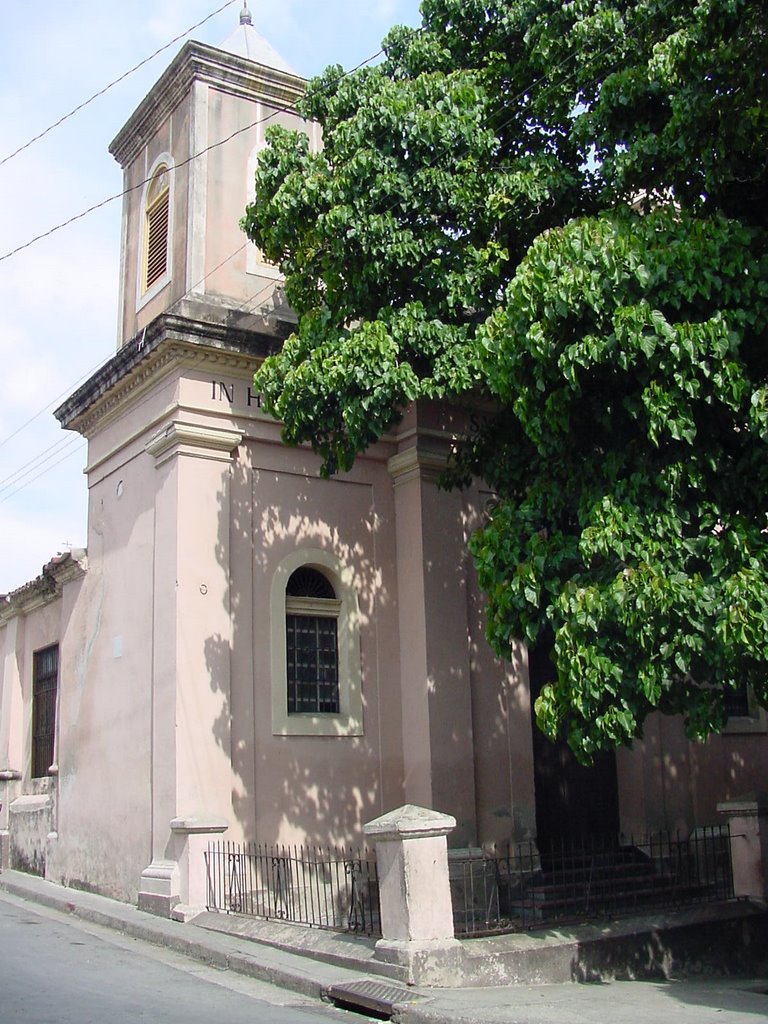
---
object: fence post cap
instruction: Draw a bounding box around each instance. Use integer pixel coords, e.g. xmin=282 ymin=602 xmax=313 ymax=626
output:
xmin=170 ymin=815 xmax=229 ymax=834
xmin=363 ymin=804 xmax=456 ymax=840
xmin=717 ymin=793 xmax=768 ymax=816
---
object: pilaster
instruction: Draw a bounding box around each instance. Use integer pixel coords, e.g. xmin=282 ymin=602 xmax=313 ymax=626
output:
xmin=388 ymin=443 xmax=478 ymax=846
xmin=139 ymin=420 xmax=241 ymax=916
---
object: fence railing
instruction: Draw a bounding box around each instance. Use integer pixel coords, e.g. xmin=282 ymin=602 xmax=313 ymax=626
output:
xmin=450 ymin=825 xmax=735 ymax=937
xmin=205 ymin=840 xmax=381 ymax=937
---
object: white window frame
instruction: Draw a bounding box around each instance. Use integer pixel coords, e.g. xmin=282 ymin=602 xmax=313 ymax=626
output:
xmin=723 ymin=685 xmax=768 ymax=734
xmin=245 ymin=143 xmax=282 ymax=280
xmin=270 ymin=549 xmax=363 ymax=737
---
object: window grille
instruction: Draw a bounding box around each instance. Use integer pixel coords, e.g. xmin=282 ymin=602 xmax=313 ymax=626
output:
xmin=285 ymin=568 xmax=340 ymax=714
xmin=32 ymin=644 xmax=58 ymax=778
xmin=724 ymin=682 xmax=751 ymax=719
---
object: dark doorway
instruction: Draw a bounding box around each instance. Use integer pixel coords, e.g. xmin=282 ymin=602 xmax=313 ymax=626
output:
xmin=528 ymin=645 xmax=619 ymax=854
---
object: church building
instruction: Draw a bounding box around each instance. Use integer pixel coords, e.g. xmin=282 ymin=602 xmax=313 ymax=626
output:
xmin=1 ymin=5 xmax=766 ymax=917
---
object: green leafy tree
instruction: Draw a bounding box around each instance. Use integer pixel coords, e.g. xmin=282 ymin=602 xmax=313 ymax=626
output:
xmin=242 ymin=0 xmax=768 ymax=760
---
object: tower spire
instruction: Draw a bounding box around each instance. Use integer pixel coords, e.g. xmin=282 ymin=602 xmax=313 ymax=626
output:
xmin=240 ymin=2 xmax=253 ymax=26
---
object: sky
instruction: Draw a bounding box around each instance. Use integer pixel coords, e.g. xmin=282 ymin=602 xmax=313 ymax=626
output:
xmin=0 ymin=0 xmax=423 ymax=594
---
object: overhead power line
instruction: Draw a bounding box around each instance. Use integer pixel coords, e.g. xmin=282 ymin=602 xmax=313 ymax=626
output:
xmin=0 ymin=108 xmax=284 ymax=265
xmin=0 ymin=40 xmax=389 ymax=267
xmin=0 ymin=440 xmax=87 ymax=506
xmin=0 ymin=0 xmax=240 ymax=168
xmin=0 ymin=434 xmax=82 ymax=494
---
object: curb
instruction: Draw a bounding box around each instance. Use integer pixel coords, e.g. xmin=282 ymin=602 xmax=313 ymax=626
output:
xmin=0 ymin=870 xmax=366 ymax=1001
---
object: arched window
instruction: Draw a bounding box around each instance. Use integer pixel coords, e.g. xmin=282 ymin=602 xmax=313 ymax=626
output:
xmin=285 ymin=567 xmax=341 ymax=714
xmin=141 ymin=160 xmax=172 ymax=298
xmin=270 ymin=550 xmax=363 ymax=737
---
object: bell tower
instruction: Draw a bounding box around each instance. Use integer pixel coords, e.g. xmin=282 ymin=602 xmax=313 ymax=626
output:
xmin=52 ymin=4 xmax=320 ymax=915
xmin=108 ymin=3 xmax=316 ymax=348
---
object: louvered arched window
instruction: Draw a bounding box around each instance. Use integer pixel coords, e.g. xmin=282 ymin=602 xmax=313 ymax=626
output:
xmin=142 ymin=163 xmax=171 ymax=293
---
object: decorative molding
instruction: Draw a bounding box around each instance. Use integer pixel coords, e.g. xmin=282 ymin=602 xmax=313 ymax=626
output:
xmin=55 ymin=305 xmax=289 ymax=436
xmin=387 ymin=446 xmax=448 ymax=485
xmin=170 ymin=816 xmax=229 ymax=835
xmin=0 ymin=551 xmax=87 ymax=624
xmin=84 ymin=401 xmax=177 ymax=478
xmin=186 ymin=79 xmax=209 ymax=294
xmin=718 ymin=794 xmax=768 ymax=817
xmin=270 ymin=548 xmax=364 ymax=738
xmin=49 ymin=553 xmax=88 ymax=587
xmin=364 ymin=803 xmax=457 ymax=842
xmin=145 ymin=422 xmax=243 ymax=465
xmin=110 ymin=41 xmax=305 ymax=168
xmin=9 ymin=794 xmax=52 ymax=814
xmin=723 ymin=705 xmax=768 ymax=735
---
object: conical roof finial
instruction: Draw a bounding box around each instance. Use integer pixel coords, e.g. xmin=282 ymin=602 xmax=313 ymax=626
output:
xmin=240 ymin=2 xmax=253 ymax=26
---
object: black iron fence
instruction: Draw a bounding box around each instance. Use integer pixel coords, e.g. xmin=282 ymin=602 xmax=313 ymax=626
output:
xmin=205 ymin=840 xmax=381 ymax=937
xmin=450 ymin=826 xmax=735 ymax=937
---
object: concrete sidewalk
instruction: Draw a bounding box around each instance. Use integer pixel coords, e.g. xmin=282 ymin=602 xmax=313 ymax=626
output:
xmin=1 ymin=869 xmax=767 ymax=1024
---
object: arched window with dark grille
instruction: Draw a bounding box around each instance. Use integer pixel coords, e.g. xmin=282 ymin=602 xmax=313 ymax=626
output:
xmin=285 ymin=567 xmax=341 ymax=714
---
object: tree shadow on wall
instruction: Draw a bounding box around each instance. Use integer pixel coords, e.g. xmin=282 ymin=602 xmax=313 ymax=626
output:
xmin=202 ymin=431 xmax=539 ymax=853
xmin=204 ymin=447 xmax=393 ymax=850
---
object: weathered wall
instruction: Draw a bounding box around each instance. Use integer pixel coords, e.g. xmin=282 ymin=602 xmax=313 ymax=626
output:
xmin=617 ymin=709 xmax=768 ymax=837
xmin=9 ymin=781 xmax=53 ymax=876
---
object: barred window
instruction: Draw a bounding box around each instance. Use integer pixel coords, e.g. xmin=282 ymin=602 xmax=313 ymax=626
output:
xmin=32 ymin=644 xmax=58 ymax=778
xmin=724 ymin=682 xmax=751 ymax=719
xmin=270 ymin=549 xmax=363 ymax=737
xmin=286 ymin=567 xmax=340 ymax=715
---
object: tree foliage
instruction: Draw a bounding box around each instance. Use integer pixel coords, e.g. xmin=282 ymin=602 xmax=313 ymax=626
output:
xmin=242 ymin=0 xmax=768 ymax=759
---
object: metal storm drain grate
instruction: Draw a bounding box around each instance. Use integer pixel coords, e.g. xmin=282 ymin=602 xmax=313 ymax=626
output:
xmin=326 ymin=979 xmax=424 ymax=1019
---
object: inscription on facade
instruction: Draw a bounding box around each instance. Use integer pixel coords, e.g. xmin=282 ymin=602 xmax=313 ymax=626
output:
xmin=210 ymin=381 xmax=263 ymax=408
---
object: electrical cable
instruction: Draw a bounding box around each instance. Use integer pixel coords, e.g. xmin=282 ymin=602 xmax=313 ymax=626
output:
xmin=0 ymin=0 xmax=240 ymax=168
xmin=0 ymin=4 xmax=670 ymax=493
xmin=0 ymin=439 xmax=86 ymax=505
xmin=0 ymin=40 xmax=389 ymax=266
xmin=0 ymin=354 xmax=118 ymax=450
xmin=0 ymin=435 xmax=82 ymax=494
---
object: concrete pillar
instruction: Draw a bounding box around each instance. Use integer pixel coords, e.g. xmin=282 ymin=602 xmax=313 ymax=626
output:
xmin=0 ymin=770 xmax=22 ymax=868
xmin=169 ymin=815 xmax=229 ymax=921
xmin=1 ymin=615 xmax=25 ymax=871
xmin=0 ymin=615 xmax=25 ymax=778
xmin=364 ymin=804 xmax=462 ymax=986
xmin=718 ymin=793 xmax=768 ymax=904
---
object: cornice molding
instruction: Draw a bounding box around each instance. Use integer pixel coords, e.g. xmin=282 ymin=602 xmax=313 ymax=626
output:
xmin=145 ymin=421 xmax=243 ymax=466
xmin=0 ymin=551 xmax=88 ymax=625
xmin=110 ymin=41 xmax=305 ymax=167
xmin=55 ymin=304 xmax=288 ymax=436
xmin=387 ymin=446 xmax=448 ymax=485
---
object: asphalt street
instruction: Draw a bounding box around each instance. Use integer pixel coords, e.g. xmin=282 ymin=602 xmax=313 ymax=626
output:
xmin=0 ymin=892 xmax=376 ymax=1024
